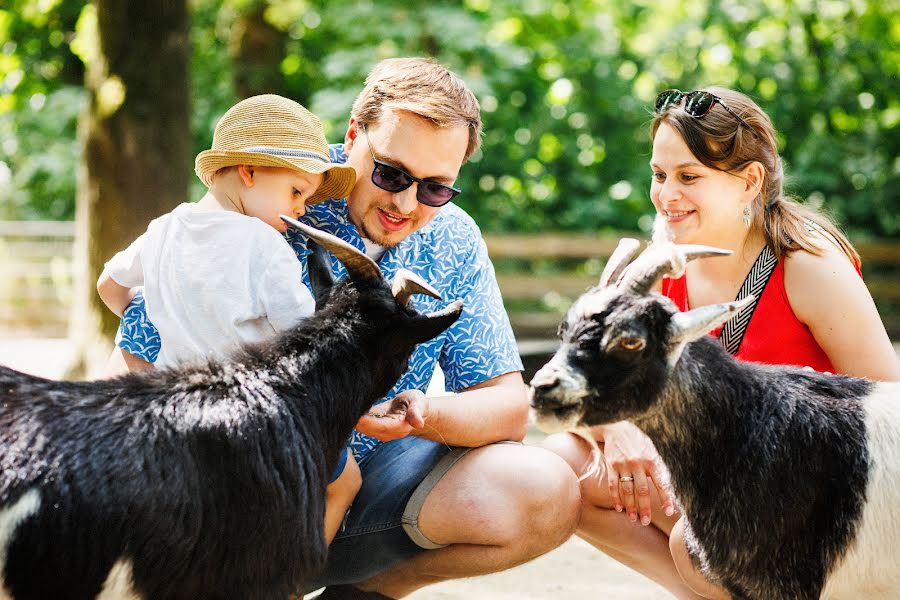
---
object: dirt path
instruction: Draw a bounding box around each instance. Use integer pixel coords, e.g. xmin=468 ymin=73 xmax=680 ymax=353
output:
xmin=404 ymin=536 xmax=670 ymax=599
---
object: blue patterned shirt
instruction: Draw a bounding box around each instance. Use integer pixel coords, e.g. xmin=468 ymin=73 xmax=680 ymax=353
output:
xmin=116 ymin=144 xmax=523 ymax=462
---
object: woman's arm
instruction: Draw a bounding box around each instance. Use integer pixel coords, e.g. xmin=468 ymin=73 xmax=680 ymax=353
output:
xmin=785 ymin=242 xmax=900 ymax=381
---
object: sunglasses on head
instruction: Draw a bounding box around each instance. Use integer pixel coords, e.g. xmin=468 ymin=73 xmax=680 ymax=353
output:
xmin=360 ymin=123 xmax=461 ymax=208
xmin=655 ymin=89 xmax=758 ymax=137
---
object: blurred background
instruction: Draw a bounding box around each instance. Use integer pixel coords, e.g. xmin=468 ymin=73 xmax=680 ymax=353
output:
xmin=0 ymin=2 xmax=897 ymax=596
xmin=1 ymin=0 xmax=898 ymax=377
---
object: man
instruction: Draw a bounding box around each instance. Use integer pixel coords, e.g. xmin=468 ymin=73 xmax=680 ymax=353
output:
xmin=110 ymin=57 xmax=580 ymax=599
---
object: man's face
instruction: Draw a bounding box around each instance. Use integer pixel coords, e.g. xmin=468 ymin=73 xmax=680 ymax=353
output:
xmin=343 ymin=110 xmax=469 ymax=248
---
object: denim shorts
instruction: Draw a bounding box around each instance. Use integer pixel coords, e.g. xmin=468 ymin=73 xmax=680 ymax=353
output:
xmin=306 ymin=435 xmax=471 ymax=589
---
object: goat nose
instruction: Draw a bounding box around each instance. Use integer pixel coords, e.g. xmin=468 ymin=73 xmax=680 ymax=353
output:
xmin=530 ymin=365 xmax=560 ymax=390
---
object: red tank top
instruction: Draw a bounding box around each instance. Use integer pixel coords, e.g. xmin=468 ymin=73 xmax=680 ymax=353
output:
xmin=661 ymin=260 xmax=836 ymax=372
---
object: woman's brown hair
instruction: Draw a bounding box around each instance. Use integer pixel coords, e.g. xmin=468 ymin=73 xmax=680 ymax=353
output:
xmin=650 ymin=87 xmax=859 ymax=265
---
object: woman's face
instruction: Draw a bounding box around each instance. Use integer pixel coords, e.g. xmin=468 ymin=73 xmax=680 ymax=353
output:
xmin=649 ymin=122 xmax=750 ymax=246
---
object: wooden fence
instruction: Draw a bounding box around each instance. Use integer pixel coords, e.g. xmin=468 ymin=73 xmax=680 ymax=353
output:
xmin=2 ymin=221 xmax=899 ymax=341
xmin=0 ymin=221 xmax=75 ymax=337
xmin=485 ymin=233 xmax=900 ymax=340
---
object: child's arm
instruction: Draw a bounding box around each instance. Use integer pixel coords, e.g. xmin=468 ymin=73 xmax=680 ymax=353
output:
xmin=100 ymin=231 xmax=147 ymax=317
xmin=97 ymin=269 xmax=138 ymax=317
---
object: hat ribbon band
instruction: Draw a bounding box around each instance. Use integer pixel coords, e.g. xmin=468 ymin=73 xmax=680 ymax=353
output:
xmin=240 ymin=146 xmax=329 ymax=162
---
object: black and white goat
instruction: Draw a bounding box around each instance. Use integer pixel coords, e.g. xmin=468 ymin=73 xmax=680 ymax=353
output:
xmin=529 ymin=239 xmax=900 ymax=600
xmin=0 ymin=219 xmax=462 ymax=600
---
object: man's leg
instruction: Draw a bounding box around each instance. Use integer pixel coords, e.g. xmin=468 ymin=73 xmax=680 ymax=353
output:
xmin=354 ymin=442 xmax=581 ymax=598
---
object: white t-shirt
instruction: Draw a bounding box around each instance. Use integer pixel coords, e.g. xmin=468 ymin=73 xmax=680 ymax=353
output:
xmin=105 ymin=203 xmax=314 ymax=368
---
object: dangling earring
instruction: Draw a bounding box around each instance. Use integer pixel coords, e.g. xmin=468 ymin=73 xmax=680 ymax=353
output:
xmin=742 ymin=206 xmax=751 ymax=227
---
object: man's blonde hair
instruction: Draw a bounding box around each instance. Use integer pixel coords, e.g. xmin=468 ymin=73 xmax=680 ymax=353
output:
xmin=351 ymin=57 xmax=482 ymax=161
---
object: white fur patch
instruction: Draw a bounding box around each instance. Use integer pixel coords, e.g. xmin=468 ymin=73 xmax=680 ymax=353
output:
xmin=0 ymin=489 xmax=41 ymax=600
xmin=573 ymin=287 xmax=617 ymax=320
xmin=821 ymin=383 xmax=900 ymax=598
xmin=97 ymin=559 xmax=143 ymax=600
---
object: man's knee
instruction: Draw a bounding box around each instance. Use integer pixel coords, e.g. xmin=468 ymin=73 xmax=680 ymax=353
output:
xmin=417 ymin=444 xmax=580 ymax=551
xmin=516 ymin=446 xmax=582 ymax=545
xmin=478 ymin=445 xmax=581 ymax=549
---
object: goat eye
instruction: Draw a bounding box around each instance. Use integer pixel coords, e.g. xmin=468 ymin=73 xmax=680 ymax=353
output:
xmin=616 ymin=337 xmax=645 ymax=352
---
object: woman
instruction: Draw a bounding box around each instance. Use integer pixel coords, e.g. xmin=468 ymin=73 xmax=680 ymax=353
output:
xmin=542 ymin=87 xmax=900 ymax=599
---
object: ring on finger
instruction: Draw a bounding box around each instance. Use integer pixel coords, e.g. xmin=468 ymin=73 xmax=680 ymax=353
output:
xmin=619 ymin=475 xmax=634 ymax=483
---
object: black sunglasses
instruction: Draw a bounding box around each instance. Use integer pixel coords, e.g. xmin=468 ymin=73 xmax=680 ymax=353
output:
xmin=360 ymin=123 xmax=461 ymax=208
xmin=655 ymin=89 xmax=758 ymax=137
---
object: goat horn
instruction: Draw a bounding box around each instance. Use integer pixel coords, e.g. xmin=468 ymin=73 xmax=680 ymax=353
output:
xmin=598 ymin=238 xmax=642 ymax=288
xmin=280 ymin=215 xmax=382 ymax=282
xmin=392 ymin=269 xmax=442 ymax=306
xmin=669 ymin=295 xmax=755 ymax=344
xmin=619 ymin=244 xmax=732 ymax=295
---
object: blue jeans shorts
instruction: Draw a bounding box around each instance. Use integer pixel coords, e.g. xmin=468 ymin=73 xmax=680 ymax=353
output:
xmin=306 ymin=435 xmax=471 ymax=589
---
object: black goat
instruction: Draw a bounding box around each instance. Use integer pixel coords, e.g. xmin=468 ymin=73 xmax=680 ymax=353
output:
xmin=529 ymin=239 xmax=900 ymax=600
xmin=0 ymin=219 xmax=462 ymax=600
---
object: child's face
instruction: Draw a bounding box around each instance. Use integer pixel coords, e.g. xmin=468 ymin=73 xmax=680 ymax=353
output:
xmin=241 ymin=166 xmax=324 ymax=232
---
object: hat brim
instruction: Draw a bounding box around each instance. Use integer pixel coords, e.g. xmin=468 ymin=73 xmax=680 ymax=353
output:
xmin=195 ymin=149 xmax=356 ymax=204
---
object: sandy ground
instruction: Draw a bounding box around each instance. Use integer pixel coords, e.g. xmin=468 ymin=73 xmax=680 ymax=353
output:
xmin=5 ymin=339 xmax=899 ymax=599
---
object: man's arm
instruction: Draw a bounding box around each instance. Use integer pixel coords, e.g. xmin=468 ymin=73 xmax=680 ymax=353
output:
xmin=355 ymin=371 xmax=527 ymax=445
xmin=416 ymin=371 xmax=528 ymax=445
xmin=103 ymin=289 xmax=160 ymax=377
xmin=105 ymin=345 xmax=153 ymax=377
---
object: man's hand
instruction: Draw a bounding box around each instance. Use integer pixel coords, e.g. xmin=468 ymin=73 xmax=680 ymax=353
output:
xmin=354 ymin=389 xmax=428 ymax=441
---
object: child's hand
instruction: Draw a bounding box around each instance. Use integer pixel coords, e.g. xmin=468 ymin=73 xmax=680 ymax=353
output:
xmin=354 ymin=390 xmax=428 ymax=441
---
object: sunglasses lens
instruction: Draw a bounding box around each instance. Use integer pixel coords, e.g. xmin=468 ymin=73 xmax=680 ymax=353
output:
xmin=418 ymin=182 xmax=458 ymax=207
xmin=683 ymin=91 xmax=715 ymax=117
xmin=655 ymin=89 xmax=683 ymax=113
xmin=372 ymin=163 xmax=411 ymax=193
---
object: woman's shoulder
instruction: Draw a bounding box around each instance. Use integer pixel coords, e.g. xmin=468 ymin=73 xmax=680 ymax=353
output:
xmin=782 ymin=231 xmax=857 ymax=281
xmin=782 ymin=234 xmax=864 ymax=321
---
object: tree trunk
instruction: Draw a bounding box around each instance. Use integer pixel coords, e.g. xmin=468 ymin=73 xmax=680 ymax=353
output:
xmin=67 ymin=0 xmax=190 ymax=378
xmin=230 ymin=1 xmax=288 ymax=99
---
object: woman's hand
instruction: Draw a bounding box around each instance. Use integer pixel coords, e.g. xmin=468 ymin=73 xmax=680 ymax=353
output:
xmin=354 ymin=389 xmax=428 ymax=441
xmin=599 ymin=421 xmax=676 ymax=525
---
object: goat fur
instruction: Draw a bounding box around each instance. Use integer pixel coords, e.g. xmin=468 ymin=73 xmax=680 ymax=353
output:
xmin=530 ymin=240 xmax=900 ymax=600
xmin=0 ymin=230 xmax=461 ymax=600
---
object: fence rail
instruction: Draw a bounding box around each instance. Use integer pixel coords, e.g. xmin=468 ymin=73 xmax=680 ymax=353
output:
xmin=1 ymin=221 xmax=898 ymax=339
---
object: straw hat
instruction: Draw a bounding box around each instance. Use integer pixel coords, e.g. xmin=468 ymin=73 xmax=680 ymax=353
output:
xmin=195 ymin=94 xmax=356 ymax=203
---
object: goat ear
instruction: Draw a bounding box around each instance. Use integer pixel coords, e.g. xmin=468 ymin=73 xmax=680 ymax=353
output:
xmin=392 ymin=269 xmax=442 ymax=306
xmin=406 ymin=300 xmax=464 ymax=345
xmin=281 ymin=215 xmax=381 ymax=282
xmin=306 ymin=240 xmax=335 ymax=308
xmin=669 ymin=295 xmax=755 ymax=344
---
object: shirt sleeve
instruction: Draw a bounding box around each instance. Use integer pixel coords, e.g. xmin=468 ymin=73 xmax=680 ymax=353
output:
xmin=440 ymin=235 xmax=523 ymax=391
xmin=104 ymin=233 xmax=147 ymax=288
xmin=115 ymin=288 xmax=161 ymax=363
xmin=261 ymin=241 xmax=316 ymax=332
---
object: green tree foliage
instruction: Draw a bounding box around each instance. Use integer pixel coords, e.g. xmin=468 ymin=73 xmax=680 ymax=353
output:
xmin=2 ymin=0 xmax=898 ymax=237
xmin=0 ymin=0 xmax=84 ymax=219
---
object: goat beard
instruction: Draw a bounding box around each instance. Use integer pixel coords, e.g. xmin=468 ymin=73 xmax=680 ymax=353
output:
xmin=570 ymin=426 xmax=605 ymax=483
